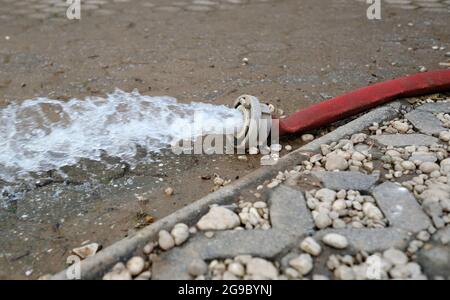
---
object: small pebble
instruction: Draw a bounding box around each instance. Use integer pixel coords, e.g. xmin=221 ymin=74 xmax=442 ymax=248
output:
xmin=143 ymin=242 xmax=155 ymax=255
xmin=134 ymin=270 xmax=151 ymax=280
xmin=383 ymin=248 xmax=408 ymax=266
xmin=188 ymin=259 xmax=208 ymax=277
xmin=322 ymin=233 xmax=348 ymax=249
xmin=171 ymin=223 xmax=190 ymax=245
xmin=158 ymin=230 xmax=175 ymax=250
xmin=253 ymin=201 xmax=267 ymax=209
xmin=246 ymin=258 xmax=278 ymax=280
xmin=301 ymin=134 xmax=315 ymax=142
xmin=205 ymin=231 xmax=215 ymax=238
xmin=126 ymin=256 xmax=145 ymax=276
xmin=228 ymin=262 xmax=245 ymax=277
xmin=300 ymin=237 xmax=322 ymax=256
xmin=164 ymin=187 xmax=174 ymax=196
xmin=314 ymin=212 xmax=332 ymax=229
xmin=72 ymin=243 xmax=100 ymax=259
xmin=196 ymin=206 xmax=240 ymax=230
xmin=289 ymin=254 xmax=313 ymax=276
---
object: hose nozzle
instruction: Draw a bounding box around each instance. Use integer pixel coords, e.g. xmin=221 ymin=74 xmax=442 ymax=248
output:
xmin=233 ymin=95 xmax=273 ymax=150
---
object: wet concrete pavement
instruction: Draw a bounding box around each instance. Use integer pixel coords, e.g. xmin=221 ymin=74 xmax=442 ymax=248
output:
xmin=0 ymin=0 xmax=449 ymax=279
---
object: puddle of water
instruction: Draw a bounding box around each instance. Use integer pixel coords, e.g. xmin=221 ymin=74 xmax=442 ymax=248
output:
xmin=0 ymin=89 xmax=243 ymax=183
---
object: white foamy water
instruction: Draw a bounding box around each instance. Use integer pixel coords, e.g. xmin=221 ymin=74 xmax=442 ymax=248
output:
xmin=0 ymin=89 xmax=243 ymax=182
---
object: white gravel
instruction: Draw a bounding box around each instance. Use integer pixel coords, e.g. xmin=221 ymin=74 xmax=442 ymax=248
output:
xmin=289 ymin=254 xmax=313 ymax=276
xmin=196 ymin=206 xmax=240 ymax=231
xmin=322 ymin=233 xmax=349 ymax=249
xmin=300 ymin=237 xmax=322 ymax=256
xmin=306 ymin=189 xmax=387 ymax=229
xmin=171 ymin=223 xmax=190 ymax=245
xmin=158 ymin=230 xmax=175 ymax=250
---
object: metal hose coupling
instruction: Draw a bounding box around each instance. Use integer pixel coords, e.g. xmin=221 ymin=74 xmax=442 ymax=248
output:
xmin=233 ymin=95 xmax=273 ymax=150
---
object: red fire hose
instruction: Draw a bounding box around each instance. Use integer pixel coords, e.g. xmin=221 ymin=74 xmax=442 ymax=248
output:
xmin=278 ymin=69 xmax=450 ymax=136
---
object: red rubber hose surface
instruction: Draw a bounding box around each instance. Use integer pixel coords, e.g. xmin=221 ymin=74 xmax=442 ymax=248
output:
xmin=278 ymin=70 xmax=450 ymax=135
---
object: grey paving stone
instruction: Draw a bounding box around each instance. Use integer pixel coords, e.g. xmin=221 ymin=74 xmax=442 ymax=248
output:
xmin=314 ymin=228 xmax=410 ymax=253
xmin=409 ymin=152 xmax=438 ymax=163
xmin=198 ymin=230 xmax=296 ymax=259
xmin=405 ymin=110 xmax=446 ymax=135
xmin=422 ymin=201 xmax=446 ymax=229
xmin=416 ymin=102 xmax=450 ymax=114
xmin=371 ymin=134 xmax=439 ymax=147
xmin=417 ymin=244 xmax=450 ymax=277
xmin=152 ymin=229 xmax=296 ymax=280
xmin=311 ymin=171 xmax=379 ymax=192
xmin=372 ymin=182 xmax=431 ymax=233
xmin=433 ymin=226 xmax=450 ymax=245
xmin=151 ymin=247 xmax=193 ymax=280
xmin=269 ymin=185 xmax=314 ymax=236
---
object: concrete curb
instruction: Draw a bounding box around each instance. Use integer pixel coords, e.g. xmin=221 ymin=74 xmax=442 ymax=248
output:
xmin=51 ymin=101 xmax=404 ymax=280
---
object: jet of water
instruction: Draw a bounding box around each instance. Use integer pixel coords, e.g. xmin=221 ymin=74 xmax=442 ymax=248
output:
xmin=0 ymin=89 xmax=243 ymax=182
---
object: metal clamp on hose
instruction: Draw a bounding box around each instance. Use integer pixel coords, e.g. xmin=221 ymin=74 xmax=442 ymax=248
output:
xmin=233 ymin=95 xmax=273 ymax=150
